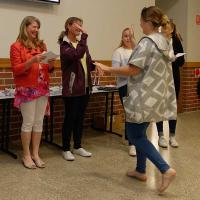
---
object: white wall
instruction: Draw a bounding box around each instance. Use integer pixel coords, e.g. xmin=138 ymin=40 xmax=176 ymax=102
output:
xmin=0 ymin=0 xmax=154 ymax=59
xmin=156 ymin=0 xmax=200 ymax=62
xmin=155 ymin=0 xmax=188 ymax=55
xmin=187 ymin=0 xmax=200 ymax=62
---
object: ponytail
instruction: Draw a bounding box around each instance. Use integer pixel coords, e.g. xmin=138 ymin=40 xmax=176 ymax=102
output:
xmin=58 ymin=31 xmax=66 ymax=44
xmin=160 ymin=15 xmax=172 ymax=39
xmin=161 ymin=15 xmax=169 ymax=28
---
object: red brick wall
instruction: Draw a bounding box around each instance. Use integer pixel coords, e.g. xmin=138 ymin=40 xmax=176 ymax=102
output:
xmin=1 ymin=61 xmax=200 ymax=141
xmin=181 ymin=66 xmax=200 ymax=112
xmin=0 ymin=61 xmax=124 ymax=140
xmin=0 ymin=69 xmax=14 ymax=89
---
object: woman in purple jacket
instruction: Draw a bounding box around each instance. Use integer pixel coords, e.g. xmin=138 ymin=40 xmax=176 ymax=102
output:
xmin=58 ymin=17 xmax=95 ymax=161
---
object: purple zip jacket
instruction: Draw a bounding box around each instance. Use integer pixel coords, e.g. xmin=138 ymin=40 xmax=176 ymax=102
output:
xmin=60 ymin=33 xmax=95 ymax=97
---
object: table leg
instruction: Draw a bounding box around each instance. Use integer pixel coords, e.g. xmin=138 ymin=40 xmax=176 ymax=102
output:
xmin=104 ymin=93 xmax=108 ymax=131
xmin=43 ymin=96 xmax=62 ymax=149
xmin=1 ymin=100 xmax=5 ymax=149
xmin=1 ymin=99 xmax=17 ymax=159
xmin=50 ymin=97 xmax=54 ymax=143
xmin=110 ymin=92 xmax=114 ymax=132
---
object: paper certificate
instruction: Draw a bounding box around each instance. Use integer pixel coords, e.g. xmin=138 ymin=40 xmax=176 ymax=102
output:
xmin=175 ymin=53 xmax=186 ymax=58
xmin=40 ymin=51 xmax=59 ymax=64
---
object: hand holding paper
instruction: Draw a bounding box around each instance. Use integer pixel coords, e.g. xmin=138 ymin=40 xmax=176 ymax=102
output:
xmin=175 ymin=53 xmax=186 ymax=58
xmin=40 ymin=51 xmax=59 ymax=64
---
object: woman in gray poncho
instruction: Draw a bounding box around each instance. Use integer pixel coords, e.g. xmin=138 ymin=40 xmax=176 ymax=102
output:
xmin=95 ymin=6 xmax=177 ymax=194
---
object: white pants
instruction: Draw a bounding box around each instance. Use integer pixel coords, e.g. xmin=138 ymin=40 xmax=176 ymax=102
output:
xmin=20 ymin=96 xmax=48 ymax=133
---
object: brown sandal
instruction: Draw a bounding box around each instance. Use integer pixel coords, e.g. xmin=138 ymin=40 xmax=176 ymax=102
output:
xmin=22 ymin=157 xmax=37 ymax=169
xmin=32 ymin=158 xmax=46 ymax=168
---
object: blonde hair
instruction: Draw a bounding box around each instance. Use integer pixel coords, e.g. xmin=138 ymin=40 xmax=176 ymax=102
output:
xmin=161 ymin=15 xmax=170 ymax=27
xmin=161 ymin=15 xmax=172 ymax=39
xmin=17 ymin=16 xmax=45 ymax=50
xmin=118 ymin=27 xmax=130 ymax=47
xmin=58 ymin=17 xmax=83 ymax=44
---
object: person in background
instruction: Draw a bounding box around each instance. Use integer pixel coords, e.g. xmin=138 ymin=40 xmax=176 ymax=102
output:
xmin=112 ymin=27 xmax=136 ymax=156
xmin=58 ymin=17 xmax=96 ymax=161
xmin=156 ymin=20 xmax=185 ymax=148
xmin=94 ymin=6 xmax=177 ymax=194
xmin=10 ymin=16 xmax=55 ymax=169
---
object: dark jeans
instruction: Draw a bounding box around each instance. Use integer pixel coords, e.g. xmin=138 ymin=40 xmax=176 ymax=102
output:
xmin=126 ymin=122 xmax=170 ymax=173
xmin=156 ymin=120 xmax=176 ymax=136
xmin=118 ymin=85 xmax=132 ymax=145
xmin=156 ymin=69 xmax=180 ymax=136
xmin=62 ymin=94 xmax=89 ymax=151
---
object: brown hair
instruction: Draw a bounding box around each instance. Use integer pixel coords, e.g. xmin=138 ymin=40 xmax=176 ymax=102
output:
xmin=58 ymin=17 xmax=83 ymax=44
xmin=170 ymin=20 xmax=183 ymax=41
xmin=141 ymin=6 xmax=167 ymax=28
xmin=17 ymin=16 xmax=45 ymax=50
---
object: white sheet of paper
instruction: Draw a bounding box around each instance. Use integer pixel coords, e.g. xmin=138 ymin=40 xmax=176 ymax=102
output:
xmin=40 ymin=51 xmax=59 ymax=64
xmin=175 ymin=53 xmax=186 ymax=58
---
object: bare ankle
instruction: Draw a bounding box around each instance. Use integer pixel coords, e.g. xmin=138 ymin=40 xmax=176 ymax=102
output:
xmin=127 ymin=170 xmax=147 ymax=181
xmin=159 ymin=168 xmax=176 ymax=194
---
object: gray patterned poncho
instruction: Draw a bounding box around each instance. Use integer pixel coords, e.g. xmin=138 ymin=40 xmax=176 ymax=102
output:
xmin=123 ymin=33 xmax=177 ymax=123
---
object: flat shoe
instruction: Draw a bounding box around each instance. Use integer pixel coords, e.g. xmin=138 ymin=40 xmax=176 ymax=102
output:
xmin=32 ymin=158 xmax=46 ymax=168
xmin=22 ymin=158 xmax=37 ymax=169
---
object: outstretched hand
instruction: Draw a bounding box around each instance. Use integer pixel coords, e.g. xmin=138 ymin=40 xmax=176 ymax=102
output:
xmin=94 ymin=62 xmax=110 ymax=76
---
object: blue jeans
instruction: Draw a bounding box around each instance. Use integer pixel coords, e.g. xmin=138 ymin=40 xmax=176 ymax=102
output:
xmin=126 ymin=122 xmax=170 ymax=173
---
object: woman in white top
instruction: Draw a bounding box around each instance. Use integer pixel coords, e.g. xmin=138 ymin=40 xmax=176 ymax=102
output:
xmin=112 ymin=27 xmax=136 ymax=156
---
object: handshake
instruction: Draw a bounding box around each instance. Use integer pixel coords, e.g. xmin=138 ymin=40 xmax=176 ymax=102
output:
xmin=92 ymin=62 xmax=111 ymax=86
xmin=94 ymin=62 xmax=110 ymax=76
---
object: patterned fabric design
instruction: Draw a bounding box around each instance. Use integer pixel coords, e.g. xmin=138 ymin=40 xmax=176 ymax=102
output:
xmin=123 ymin=36 xmax=177 ymax=123
xmin=14 ymin=64 xmax=49 ymax=109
